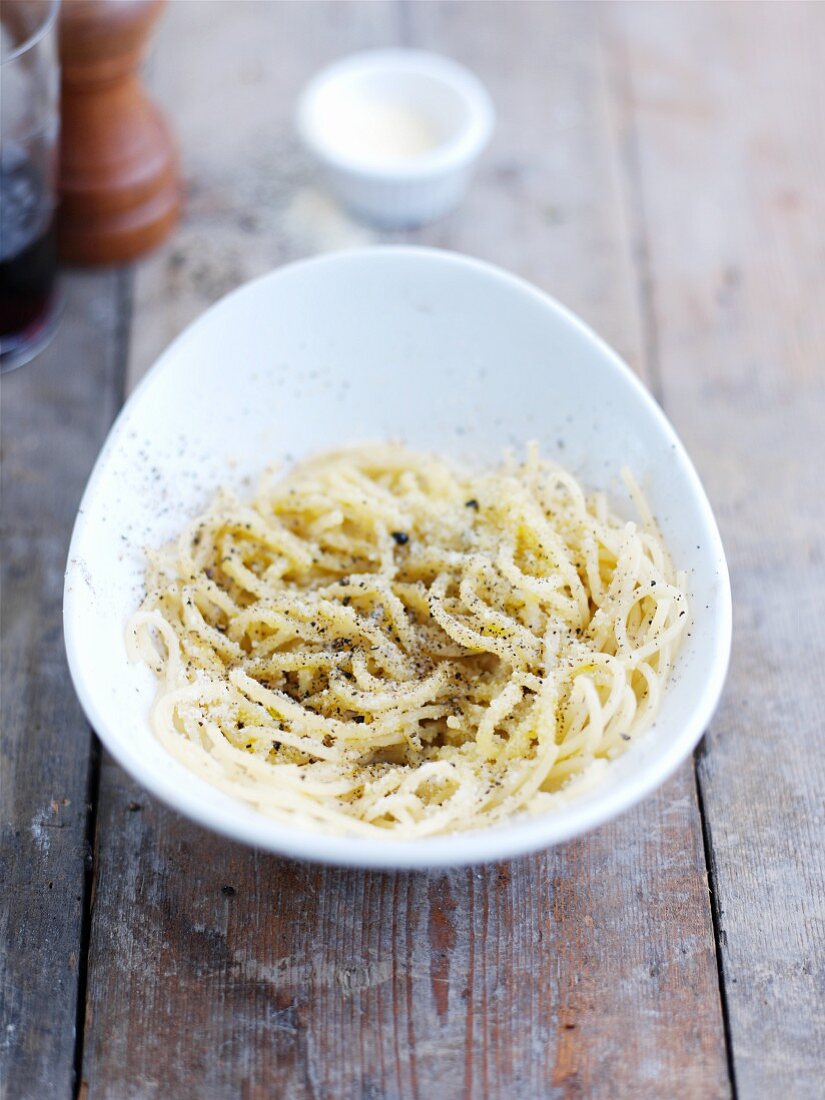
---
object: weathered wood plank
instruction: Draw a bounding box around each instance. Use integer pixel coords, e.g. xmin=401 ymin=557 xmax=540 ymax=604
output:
xmin=612 ymin=2 xmax=825 ymax=1095
xmin=84 ymin=762 xmax=721 ymax=1100
xmin=0 ymin=272 xmax=126 ymax=1099
xmin=406 ymin=0 xmax=647 ymax=371
xmin=125 ymin=0 xmax=389 ymax=389
xmin=83 ymin=3 xmax=728 ymax=1097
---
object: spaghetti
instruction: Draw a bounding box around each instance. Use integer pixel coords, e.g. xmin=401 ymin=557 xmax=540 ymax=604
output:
xmin=128 ymin=443 xmax=688 ymax=838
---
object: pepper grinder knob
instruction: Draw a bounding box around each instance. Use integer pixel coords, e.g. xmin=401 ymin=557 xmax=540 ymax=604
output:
xmin=58 ymin=0 xmax=180 ymax=264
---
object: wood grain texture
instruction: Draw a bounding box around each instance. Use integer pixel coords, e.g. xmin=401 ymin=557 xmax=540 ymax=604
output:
xmin=0 ymin=273 xmax=127 ymax=1099
xmin=405 ymin=0 xmax=647 ymax=371
xmin=612 ymin=2 xmax=825 ymax=1095
xmin=124 ymin=0 xmax=394 ymax=389
xmin=85 ymin=762 xmax=722 ymax=1100
xmin=81 ymin=4 xmax=728 ymax=1098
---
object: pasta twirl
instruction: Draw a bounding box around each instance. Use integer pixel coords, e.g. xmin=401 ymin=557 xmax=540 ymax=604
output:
xmin=127 ymin=443 xmax=688 ymax=838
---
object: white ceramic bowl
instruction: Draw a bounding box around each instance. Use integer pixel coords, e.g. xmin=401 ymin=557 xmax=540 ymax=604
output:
xmin=296 ymin=50 xmax=494 ymax=228
xmin=64 ymin=248 xmax=731 ymax=869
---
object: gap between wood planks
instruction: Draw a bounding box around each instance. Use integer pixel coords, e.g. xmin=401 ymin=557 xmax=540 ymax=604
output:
xmin=71 ymin=269 xmax=133 ymax=1100
xmin=604 ymin=21 xmax=737 ymax=1098
xmin=694 ymin=756 xmax=737 ymax=1098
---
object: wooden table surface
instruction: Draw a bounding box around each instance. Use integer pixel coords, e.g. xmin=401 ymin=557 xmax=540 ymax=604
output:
xmin=3 ymin=3 xmax=824 ymax=1097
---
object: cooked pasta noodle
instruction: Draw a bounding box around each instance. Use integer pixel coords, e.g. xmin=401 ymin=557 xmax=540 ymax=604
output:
xmin=127 ymin=442 xmax=688 ymax=838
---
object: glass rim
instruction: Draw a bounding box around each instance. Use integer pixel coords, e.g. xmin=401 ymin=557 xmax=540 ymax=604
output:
xmin=0 ymin=0 xmax=60 ymax=67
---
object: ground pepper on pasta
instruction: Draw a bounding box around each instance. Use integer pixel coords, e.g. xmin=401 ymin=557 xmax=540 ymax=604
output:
xmin=127 ymin=442 xmax=689 ymax=838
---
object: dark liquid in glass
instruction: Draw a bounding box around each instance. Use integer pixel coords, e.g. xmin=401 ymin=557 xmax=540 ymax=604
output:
xmin=0 ymin=143 xmax=58 ymax=349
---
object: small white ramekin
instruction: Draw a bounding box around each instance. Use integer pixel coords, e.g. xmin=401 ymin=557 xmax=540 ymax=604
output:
xmin=296 ymin=49 xmax=494 ymax=229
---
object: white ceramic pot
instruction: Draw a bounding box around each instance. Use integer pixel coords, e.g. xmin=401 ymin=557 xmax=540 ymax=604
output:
xmin=296 ymin=50 xmax=495 ymax=228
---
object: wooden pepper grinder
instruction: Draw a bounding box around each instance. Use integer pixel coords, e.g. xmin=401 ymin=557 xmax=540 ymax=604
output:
xmin=58 ymin=0 xmax=180 ymax=264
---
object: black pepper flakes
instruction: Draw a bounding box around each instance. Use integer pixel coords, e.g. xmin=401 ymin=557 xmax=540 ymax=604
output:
xmin=391 ymin=531 xmax=409 ymax=545
xmin=465 ymin=499 xmax=479 ymax=510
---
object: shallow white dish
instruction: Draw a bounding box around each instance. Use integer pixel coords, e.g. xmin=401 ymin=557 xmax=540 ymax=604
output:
xmin=64 ymin=247 xmax=731 ymax=869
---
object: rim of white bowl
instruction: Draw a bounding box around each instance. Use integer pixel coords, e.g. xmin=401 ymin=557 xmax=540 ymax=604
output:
xmin=295 ymin=48 xmax=495 ymax=180
xmin=64 ymin=246 xmax=732 ymax=869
